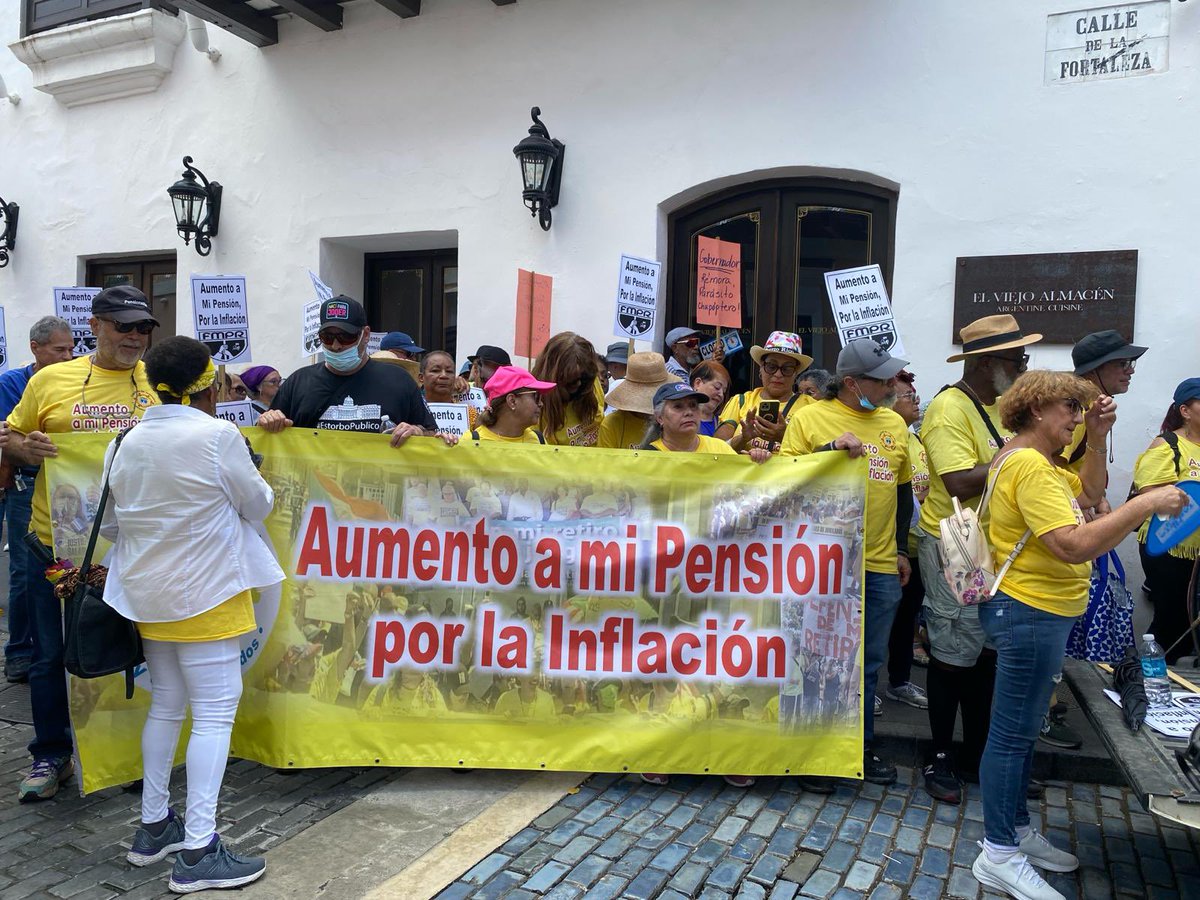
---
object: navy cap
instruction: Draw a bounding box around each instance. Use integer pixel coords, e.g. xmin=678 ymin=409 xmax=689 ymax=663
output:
xmin=653 ymin=382 xmax=709 ymax=408
xmin=380 ymin=331 xmax=424 ymax=354
xmin=1174 ymin=378 xmax=1200 ymax=406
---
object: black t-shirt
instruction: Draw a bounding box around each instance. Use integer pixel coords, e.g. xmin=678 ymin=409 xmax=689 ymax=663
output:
xmin=271 ymin=359 xmax=436 ymax=433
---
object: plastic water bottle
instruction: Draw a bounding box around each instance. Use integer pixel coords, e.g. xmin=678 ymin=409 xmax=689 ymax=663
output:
xmin=1141 ymin=634 xmax=1172 ymax=707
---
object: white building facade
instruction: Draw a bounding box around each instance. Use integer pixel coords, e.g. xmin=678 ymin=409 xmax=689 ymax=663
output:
xmin=1 ymin=0 xmax=1197 ymax=490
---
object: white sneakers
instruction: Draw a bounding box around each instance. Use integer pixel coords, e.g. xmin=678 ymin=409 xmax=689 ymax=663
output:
xmin=972 ymin=851 xmax=1064 ymax=900
xmin=972 ymin=830 xmax=1078 ymax=900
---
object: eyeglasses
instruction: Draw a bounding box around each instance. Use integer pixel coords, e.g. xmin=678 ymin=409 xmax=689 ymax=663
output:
xmin=510 ymin=389 xmax=543 ymax=404
xmin=99 ymin=318 xmax=155 ymax=336
xmin=761 ymin=362 xmax=800 ymax=377
xmin=984 ymin=352 xmax=1030 ymax=370
xmin=894 ymin=391 xmax=918 ymax=403
xmin=262 ymin=376 xmax=283 ymax=386
xmin=318 ymin=329 xmax=360 ymax=348
xmin=1111 ymin=358 xmax=1137 ymax=372
xmin=1060 ymin=398 xmax=1084 ymax=415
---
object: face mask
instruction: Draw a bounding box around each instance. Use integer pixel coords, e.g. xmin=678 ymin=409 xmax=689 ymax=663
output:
xmin=853 ymin=385 xmax=876 ymax=412
xmin=324 ymin=341 xmax=363 ymax=373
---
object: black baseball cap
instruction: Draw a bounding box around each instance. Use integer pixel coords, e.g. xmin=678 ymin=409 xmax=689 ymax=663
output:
xmin=469 ymin=345 xmax=512 ymax=366
xmin=1072 ymin=330 xmax=1148 ymax=376
xmin=92 ymin=285 xmax=159 ymax=326
xmin=319 ymin=295 xmax=367 ymax=334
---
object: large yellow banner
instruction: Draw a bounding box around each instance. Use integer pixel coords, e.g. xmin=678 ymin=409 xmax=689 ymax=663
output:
xmin=47 ymin=431 xmax=868 ymax=793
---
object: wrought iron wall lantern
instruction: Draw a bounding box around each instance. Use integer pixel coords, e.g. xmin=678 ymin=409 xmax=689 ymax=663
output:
xmin=512 ymin=107 xmax=565 ymax=231
xmin=0 ymin=196 xmax=17 ymax=268
xmin=167 ymin=156 xmax=222 ymax=257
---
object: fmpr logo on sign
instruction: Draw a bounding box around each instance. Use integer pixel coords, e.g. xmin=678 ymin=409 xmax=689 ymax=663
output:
xmin=199 ymin=329 xmax=248 ymax=362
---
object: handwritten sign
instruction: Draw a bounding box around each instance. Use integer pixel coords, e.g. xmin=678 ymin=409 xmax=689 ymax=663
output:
xmin=366 ymin=333 xmax=384 ymax=356
xmin=216 ymin=400 xmax=256 ymax=426
xmin=695 ymin=237 xmax=742 ymax=328
xmin=0 ymin=306 xmax=8 ymax=373
xmin=192 ymin=275 xmax=251 ymax=365
xmin=824 ymin=264 xmax=905 ymax=358
xmin=515 ymin=269 xmax=553 ymax=359
xmin=613 ymin=254 xmax=660 ymax=340
xmin=427 ymin=402 xmax=470 ymax=438
xmin=1045 ymin=1 xmax=1169 ymax=85
xmin=53 ymin=287 xmax=101 ymax=355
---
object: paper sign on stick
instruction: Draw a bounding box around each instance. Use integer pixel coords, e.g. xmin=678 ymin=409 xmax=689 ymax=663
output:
xmin=53 ymin=287 xmax=101 ymax=355
xmin=1147 ymin=480 xmax=1200 ymax=557
xmin=823 ymin=264 xmax=906 ymax=357
xmin=613 ymin=254 xmax=660 ymax=340
xmin=695 ymin=237 xmax=742 ymax=328
xmin=514 ymin=269 xmax=553 ymax=359
xmin=427 ymin=403 xmax=470 ymax=438
xmin=192 ymin=275 xmax=251 ymax=365
xmin=215 ymin=400 xmax=256 ymax=427
xmin=302 ymin=300 xmax=322 ymax=356
xmin=308 ymin=269 xmax=334 ymax=302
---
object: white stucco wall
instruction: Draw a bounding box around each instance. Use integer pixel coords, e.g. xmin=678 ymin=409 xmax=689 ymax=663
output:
xmin=1 ymin=0 xmax=1198 ymax=496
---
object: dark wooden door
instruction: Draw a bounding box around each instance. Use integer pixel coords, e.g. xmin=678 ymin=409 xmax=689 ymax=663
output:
xmin=364 ymin=249 xmax=459 ymax=359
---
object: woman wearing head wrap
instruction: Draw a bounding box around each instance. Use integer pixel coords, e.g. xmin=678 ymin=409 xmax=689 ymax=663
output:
xmin=239 ymin=365 xmax=282 ymax=415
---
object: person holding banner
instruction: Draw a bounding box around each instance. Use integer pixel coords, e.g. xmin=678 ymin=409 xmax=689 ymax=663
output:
xmin=599 ymin=352 xmax=678 ymax=449
xmin=532 ymin=332 xmax=605 ymax=447
xmin=239 ymin=365 xmax=282 ymax=415
xmin=780 ymin=338 xmax=911 ymax=785
xmin=465 ymin=366 xmax=556 ymax=443
xmin=715 ymin=331 xmax=813 ymax=454
xmin=100 ymin=336 xmax=281 ymax=892
xmin=640 ymin=383 xmax=738 ymax=455
xmin=3 ymin=285 xmax=160 ymax=803
xmin=972 ymin=370 xmax=1185 ymax=900
xmin=1131 ymin=378 xmax=1200 ymax=664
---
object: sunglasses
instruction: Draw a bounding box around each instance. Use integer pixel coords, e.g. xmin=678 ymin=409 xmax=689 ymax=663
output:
xmin=1061 ymin=398 xmax=1084 ymax=415
xmin=761 ymin=362 xmax=800 ymax=377
xmin=100 ymin=318 xmax=155 ymax=335
xmin=675 ymin=338 xmax=700 ymax=348
xmin=318 ymin=329 xmax=360 ymax=348
xmin=983 ymin=352 xmax=1030 ymax=369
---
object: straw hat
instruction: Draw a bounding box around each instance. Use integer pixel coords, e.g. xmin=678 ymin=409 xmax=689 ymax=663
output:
xmin=605 ymin=352 xmax=680 ymax=415
xmin=370 ymin=352 xmax=420 ymax=380
xmin=750 ymin=331 xmax=813 ymax=370
xmin=946 ymin=314 xmax=1043 ymax=363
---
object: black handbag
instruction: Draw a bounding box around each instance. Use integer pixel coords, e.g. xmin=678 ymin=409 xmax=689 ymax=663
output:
xmin=62 ymin=428 xmax=144 ymax=699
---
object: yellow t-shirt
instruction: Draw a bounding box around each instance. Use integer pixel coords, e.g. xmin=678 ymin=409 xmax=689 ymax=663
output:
xmin=650 ymin=435 xmax=737 ymax=455
xmin=907 ymin=431 xmax=929 ymax=557
xmin=598 ymin=410 xmax=649 ymax=449
xmin=542 ymin=381 xmax=605 ymax=447
xmin=780 ymin=399 xmax=911 ymax=574
xmin=494 ymin=687 xmax=557 ymax=719
xmin=1060 ymin=423 xmax=1087 ymax=475
xmin=1133 ymin=434 xmax=1200 ymax=559
xmin=918 ymin=388 xmax=1009 ymax=536
xmin=137 ymin=590 xmax=256 ymax=643
xmin=717 ymin=388 xmax=812 ymax=429
xmin=470 ymin=424 xmax=543 ymax=443
xmin=988 ymin=448 xmax=1089 ymax=616
xmin=7 ymin=356 xmax=158 ymax=544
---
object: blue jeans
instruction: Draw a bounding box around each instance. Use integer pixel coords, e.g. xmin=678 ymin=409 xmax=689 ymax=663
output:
xmin=863 ymin=571 xmax=902 ymax=746
xmin=27 ymin=536 xmax=71 ymax=761
xmin=5 ymin=479 xmax=33 ymax=664
xmin=978 ymin=592 xmax=1077 ymax=847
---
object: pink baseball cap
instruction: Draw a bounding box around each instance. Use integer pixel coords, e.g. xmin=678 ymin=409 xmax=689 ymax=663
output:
xmin=484 ymin=366 xmax=557 ymax=402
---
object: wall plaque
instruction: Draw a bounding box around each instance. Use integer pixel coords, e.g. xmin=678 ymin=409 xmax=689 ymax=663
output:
xmin=953 ymin=250 xmax=1137 ymax=345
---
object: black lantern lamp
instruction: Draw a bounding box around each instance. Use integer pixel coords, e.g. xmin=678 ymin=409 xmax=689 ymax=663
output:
xmin=0 ymin=195 xmax=17 ymax=268
xmin=512 ymin=107 xmax=565 ymax=231
xmin=167 ymin=156 xmax=222 ymax=256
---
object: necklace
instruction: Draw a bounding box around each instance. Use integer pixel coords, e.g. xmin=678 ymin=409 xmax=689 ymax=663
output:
xmin=81 ymin=357 xmax=143 ymax=413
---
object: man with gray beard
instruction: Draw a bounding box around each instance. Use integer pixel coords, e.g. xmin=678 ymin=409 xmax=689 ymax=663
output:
xmin=915 ymin=315 xmax=1041 ymax=804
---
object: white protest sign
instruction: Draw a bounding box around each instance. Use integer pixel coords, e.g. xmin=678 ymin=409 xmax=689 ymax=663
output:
xmin=699 ymin=331 xmax=744 ymax=361
xmin=302 ymin=299 xmax=322 ymax=356
xmin=0 ymin=306 xmax=8 ymax=373
xmin=823 ymin=264 xmax=906 ymax=358
xmin=467 ymin=387 xmax=487 ymax=410
xmin=216 ymin=400 xmax=256 ymax=426
xmin=53 ymin=287 xmax=101 ymax=355
xmin=366 ymin=333 xmax=384 ymax=356
xmin=192 ymin=275 xmax=251 ymax=365
xmin=613 ymin=254 xmax=660 ymax=341
xmin=427 ymin=402 xmax=470 ymax=437
xmin=308 ymin=269 xmax=334 ymax=302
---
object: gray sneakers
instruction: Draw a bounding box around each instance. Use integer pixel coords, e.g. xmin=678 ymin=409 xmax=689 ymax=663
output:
xmin=128 ymin=809 xmax=187 ymax=866
xmin=168 ymin=838 xmax=266 ymax=893
xmin=18 ymin=755 xmax=73 ymax=803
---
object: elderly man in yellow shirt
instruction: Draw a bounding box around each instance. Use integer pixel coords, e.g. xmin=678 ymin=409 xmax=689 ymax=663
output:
xmin=781 ymin=338 xmax=911 ymax=786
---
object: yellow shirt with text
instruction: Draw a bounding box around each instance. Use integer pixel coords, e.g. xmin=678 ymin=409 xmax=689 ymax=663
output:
xmin=471 ymin=424 xmax=543 ymax=444
xmin=780 ymin=399 xmax=911 ymax=574
xmin=907 ymin=431 xmax=929 ymax=557
xmin=1133 ymin=434 xmax=1200 ymax=559
xmin=542 ymin=381 xmax=605 ymax=447
xmin=717 ymin=388 xmax=812 ymax=429
xmin=988 ymin=448 xmax=1088 ymax=616
xmin=918 ymin=388 xmax=1009 ymax=535
xmin=598 ymin=410 xmax=649 ymax=450
xmin=650 ymin=435 xmax=737 ymax=455
xmin=7 ymin=356 xmax=158 ymax=544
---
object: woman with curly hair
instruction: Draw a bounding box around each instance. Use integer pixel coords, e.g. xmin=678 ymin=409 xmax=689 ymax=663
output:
xmin=972 ymin=369 xmax=1185 ymax=900
xmin=531 ymin=332 xmax=604 ymax=446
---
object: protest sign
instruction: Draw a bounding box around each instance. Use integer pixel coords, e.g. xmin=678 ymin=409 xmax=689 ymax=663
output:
xmin=308 ymin=268 xmax=334 ymax=303
xmin=695 ymin=237 xmax=742 ymax=328
xmin=467 ymin=387 xmax=487 ymax=410
xmin=1147 ymin=480 xmax=1200 ymax=556
xmin=53 ymin=287 xmax=101 ymax=355
xmin=613 ymin=254 xmax=660 ymax=340
xmin=515 ymin=269 xmax=553 ymax=359
xmin=191 ymin=275 xmax=251 ymax=364
xmin=215 ymin=400 xmax=256 ymax=427
xmin=426 ymin=402 xmax=470 ymax=437
xmin=302 ymin=299 xmax=322 ymax=356
xmin=699 ymin=331 xmax=744 ymax=361
xmin=47 ymin=434 xmax=867 ymax=793
xmin=366 ymin=333 xmax=384 ymax=356
xmin=0 ymin=306 xmax=8 ymax=372
xmin=824 ymin=264 xmax=906 ymax=357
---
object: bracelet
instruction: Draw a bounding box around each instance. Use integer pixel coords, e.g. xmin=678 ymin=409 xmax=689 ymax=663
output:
xmin=1085 ymin=443 xmax=1105 ymax=455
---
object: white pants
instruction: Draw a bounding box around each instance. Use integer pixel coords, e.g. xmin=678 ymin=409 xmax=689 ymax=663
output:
xmin=141 ymin=637 xmax=243 ymax=849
